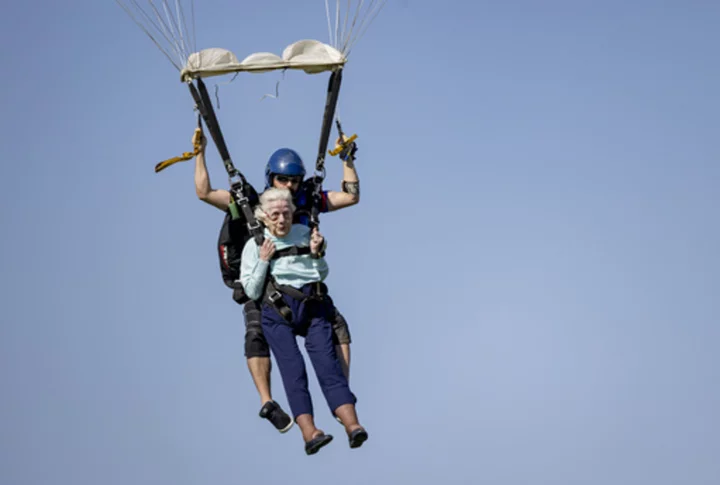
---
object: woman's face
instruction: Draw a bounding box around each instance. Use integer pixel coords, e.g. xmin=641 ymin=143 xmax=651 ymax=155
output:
xmin=265 ymin=199 xmax=293 ymax=237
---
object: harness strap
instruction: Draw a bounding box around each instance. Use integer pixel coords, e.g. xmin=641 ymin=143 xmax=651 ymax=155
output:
xmin=263 ymin=278 xmax=328 ymax=323
xmin=272 ymin=246 xmax=312 ymax=259
xmin=228 ymin=184 xmax=264 ymax=243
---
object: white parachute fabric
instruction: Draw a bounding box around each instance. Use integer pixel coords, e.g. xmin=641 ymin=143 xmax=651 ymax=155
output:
xmin=117 ymin=0 xmax=387 ymax=78
xmin=180 ymin=40 xmax=346 ymax=81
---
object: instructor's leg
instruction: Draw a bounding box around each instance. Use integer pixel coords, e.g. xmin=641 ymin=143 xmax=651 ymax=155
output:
xmin=244 ymin=300 xmax=292 ymax=432
xmin=328 ymin=299 xmax=352 ymax=381
xmin=244 ymin=301 xmax=272 ymax=405
xmin=336 ymin=343 xmax=351 ymax=381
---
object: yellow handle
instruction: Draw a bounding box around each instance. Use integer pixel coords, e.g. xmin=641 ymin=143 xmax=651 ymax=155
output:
xmin=154 ymin=151 xmax=197 ymax=173
xmin=154 ymin=130 xmax=204 ymax=173
xmin=328 ymin=133 xmax=358 ymax=156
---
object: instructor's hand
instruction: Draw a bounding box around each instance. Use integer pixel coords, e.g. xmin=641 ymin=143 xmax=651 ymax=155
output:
xmin=192 ymin=127 xmax=207 ymax=152
xmin=310 ymin=227 xmax=325 ymax=256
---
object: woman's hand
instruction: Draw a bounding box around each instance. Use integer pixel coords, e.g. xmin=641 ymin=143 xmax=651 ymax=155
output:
xmin=259 ymin=239 xmax=276 ymax=262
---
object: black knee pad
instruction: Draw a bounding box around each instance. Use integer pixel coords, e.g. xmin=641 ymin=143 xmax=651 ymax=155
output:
xmin=243 ymin=300 xmax=269 ymax=358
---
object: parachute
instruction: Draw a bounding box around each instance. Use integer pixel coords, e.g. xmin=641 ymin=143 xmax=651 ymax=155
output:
xmin=117 ymin=0 xmax=386 ymax=230
xmin=116 ymin=1 xmax=386 ymax=77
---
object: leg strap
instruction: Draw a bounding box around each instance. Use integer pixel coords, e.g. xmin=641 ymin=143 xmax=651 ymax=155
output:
xmin=263 ymin=280 xmax=328 ymax=323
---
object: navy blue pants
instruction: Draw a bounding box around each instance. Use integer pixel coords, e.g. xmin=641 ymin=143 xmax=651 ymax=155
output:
xmin=261 ymin=284 xmax=355 ymax=419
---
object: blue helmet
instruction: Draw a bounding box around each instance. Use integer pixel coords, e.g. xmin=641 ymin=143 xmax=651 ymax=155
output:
xmin=265 ymin=148 xmax=306 ymax=188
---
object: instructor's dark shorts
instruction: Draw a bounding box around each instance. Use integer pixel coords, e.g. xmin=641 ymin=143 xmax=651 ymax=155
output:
xmin=243 ymin=296 xmax=352 ymax=358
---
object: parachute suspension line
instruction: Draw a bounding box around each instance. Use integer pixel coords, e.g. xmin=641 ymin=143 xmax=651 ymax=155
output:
xmin=325 ymin=0 xmax=385 ymax=54
xmin=335 ymin=0 xmax=341 ymax=49
xmin=344 ymin=0 xmax=388 ymax=56
xmin=144 ymin=0 xmax=183 ymax=65
xmin=339 ymin=0 xmax=364 ymax=54
xmin=115 ymin=0 xmax=195 ymax=70
xmin=115 ymin=0 xmax=183 ymax=70
xmin=323 ymin=0 xmax=385 ymax=55
xmin=159 ymin=0 xmax=189 ymax=65
xmin=340 ymin=0 xmax=352 ymax=52
xmin=173 ymin=0 xmax=194 ymax=62
xmin=324 ymin=0 xmax=334 ymax=49
xmin=189 ymin=0 xmax=197 ymax=56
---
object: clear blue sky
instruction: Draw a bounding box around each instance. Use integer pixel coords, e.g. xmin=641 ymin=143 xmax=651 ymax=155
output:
xmin=1 ymin=0 xmax=719 ymax=483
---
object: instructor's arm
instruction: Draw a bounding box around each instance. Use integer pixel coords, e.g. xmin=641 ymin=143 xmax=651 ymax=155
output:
xmin=193 ymin=128 xmax=231 ymax=211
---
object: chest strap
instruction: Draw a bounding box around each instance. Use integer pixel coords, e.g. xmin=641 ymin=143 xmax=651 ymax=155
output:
xmin=271 ymin=246 xmax=311 ymax=259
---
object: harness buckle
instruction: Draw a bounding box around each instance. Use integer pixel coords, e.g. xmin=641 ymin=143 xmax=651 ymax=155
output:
xmin=268 ymin=291 xmax=284 ymax=305
xmin=247 ymin=219 xmax=262 ymax=232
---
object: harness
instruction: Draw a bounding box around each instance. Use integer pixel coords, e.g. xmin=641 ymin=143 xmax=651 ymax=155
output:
xmin=184 ymin=75 xmax=346 ymax=308
xmin=264 ymin=278 xmax=329 ymax=324
xmin=255 ymin=245 xmax=329 ymax=323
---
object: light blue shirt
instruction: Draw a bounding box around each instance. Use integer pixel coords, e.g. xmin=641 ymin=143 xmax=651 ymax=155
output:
xmin=239 ymin=224 xmax=329 ymax=301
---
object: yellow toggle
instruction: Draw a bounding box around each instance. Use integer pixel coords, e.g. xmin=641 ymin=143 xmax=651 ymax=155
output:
xmin=328 ymin=133 xmax=358 ymax=157
xmin=154 ymin=128 xmax=204 ymax=173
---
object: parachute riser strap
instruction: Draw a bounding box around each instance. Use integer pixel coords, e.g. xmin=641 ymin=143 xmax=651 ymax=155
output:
xmin=187 ymin=79 xmax=243 ymax=183
xmin=188 ymin=78 xmax=259 ymax=239
xmin=311 ymin=68 xmax=344 ymax=228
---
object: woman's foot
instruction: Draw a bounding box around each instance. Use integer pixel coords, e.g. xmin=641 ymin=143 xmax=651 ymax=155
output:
xmin=305 ymin=431 xmax=334 ymax=455
xmin=347 ymin=426 xmax=369 ymax=449
xmin=297 ymin=415 xmax=334 ymax=455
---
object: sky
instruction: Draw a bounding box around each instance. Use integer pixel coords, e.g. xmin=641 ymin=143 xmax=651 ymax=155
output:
xmin=1 ymin=0 xmax=719 ymax=483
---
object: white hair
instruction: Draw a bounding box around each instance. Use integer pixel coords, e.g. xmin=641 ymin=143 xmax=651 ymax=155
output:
xmin=254 ymin=187 xmax=296 ymax=224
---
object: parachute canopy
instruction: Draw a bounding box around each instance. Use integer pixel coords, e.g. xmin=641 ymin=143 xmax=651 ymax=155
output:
xmin=180 ymin=40 xmax=346 ymax=82
xmin=116 ymin=0 xmax=386 ymax=81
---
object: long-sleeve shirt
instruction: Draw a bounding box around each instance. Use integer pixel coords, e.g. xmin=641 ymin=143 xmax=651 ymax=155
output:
xmin=239 ymin=224 xmax=329 ymax=301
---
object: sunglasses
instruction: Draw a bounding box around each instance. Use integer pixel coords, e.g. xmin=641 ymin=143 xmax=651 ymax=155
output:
xmin=274 ymin=175 xmax=303 ymax=184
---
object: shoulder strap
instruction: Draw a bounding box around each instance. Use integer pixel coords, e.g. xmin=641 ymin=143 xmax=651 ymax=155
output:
xmin=228 ymin=183 xmax=265 ymax=245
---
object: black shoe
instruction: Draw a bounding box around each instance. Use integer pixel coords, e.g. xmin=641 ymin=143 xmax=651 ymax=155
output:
xmin=259 ymin=401 xmax=294 ymax=433
xmin=305 ymin=433 xmax=334 ymax=455
xmin=349 ymin=428 xmax=368 ymax=449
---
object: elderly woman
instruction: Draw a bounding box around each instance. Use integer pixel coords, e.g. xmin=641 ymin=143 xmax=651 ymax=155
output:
xmin=239 ymin=187 xmax=368 ymax=455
